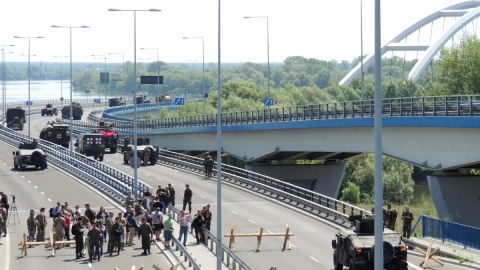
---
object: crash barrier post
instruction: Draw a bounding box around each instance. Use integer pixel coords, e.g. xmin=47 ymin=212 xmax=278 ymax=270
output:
xmin=224 ymin=225 xmax=294 ymax=252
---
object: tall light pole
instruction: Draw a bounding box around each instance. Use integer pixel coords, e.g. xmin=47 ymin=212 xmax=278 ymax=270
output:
xmin=1 ymin=44 xmax=15 ymax=123
xmin=140 ymin=47 xmax=160 ymax=117
xmin=55 ymin=55 xmax=68 ymax=103
xmin=108 ymin=52 xmax=125 ymax=110
xmin=51 ymin=25 xmax=90 ymax=156
xmin=188 ymin=59 xmax=198 ymax=103
xmin=244 ymin=16 xmax=270 ymax=104
xmin=183 ymin=36 xmax=205 ymax=114
xmin=360 ymin=0 xmax=365 ymax=101
xmin=216 ymin=0 xmax=223 ymax=268
xmin=109 ymin=8 xmax=161 ymax=200
xmin=92 ymin=54 xmax=107 ymax=106
xmin=14 ymin=36 xmax=44 ymax=138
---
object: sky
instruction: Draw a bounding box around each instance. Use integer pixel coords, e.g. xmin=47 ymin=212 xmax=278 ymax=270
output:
xmin=0 ymin=0 xmax=474 ymax=64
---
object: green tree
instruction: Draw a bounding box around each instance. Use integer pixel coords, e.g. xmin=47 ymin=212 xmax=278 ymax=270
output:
xmin=340 ymin=182 xmax=361 ymax=204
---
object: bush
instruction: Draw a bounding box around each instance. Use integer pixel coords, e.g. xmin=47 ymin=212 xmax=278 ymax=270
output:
xmin=341 ymin=182 xmax=360 ymax=204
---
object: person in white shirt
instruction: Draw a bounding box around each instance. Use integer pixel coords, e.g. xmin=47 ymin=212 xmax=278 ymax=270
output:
xmin=83 ymin=222 xmax=92 ymax=258
xmin=150 ymin=208 xmax=164 ymax=241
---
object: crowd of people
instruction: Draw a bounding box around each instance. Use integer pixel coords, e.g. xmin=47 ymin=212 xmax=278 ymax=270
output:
xmin=9 ymin=182 xmax=214 ymax=263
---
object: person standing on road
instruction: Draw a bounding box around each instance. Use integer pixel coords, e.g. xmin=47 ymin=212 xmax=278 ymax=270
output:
xmin=166 ymin=183 xmax=176 ymax=207
xmin=151 ymin=207 xmax=164 ymax=242
xmin=27 ymin=210 xmax=38 ymax=245
xmin=163 ymin=213 xmax=173 ymax=249
xmin=182 ymin=184 xmax=193 ymax=214
xmin=53 ymin=212 xmax=66 ymax=249
xmin=110 ymin=217 xmax=123 ymax=255
xmin=138 ymin=217 xmax=153 ymax=255
xmin=0 ymin=203 xmax=7 ymax=238
xmin=88 ymin=222 xmax=102 ymax=262
xmin=106 ymin=212 xmax=114 ymax=253
xmin=125 ymin=191 xmax=135 ymax=211
xmin=35 ymin=207 xmax=47 ymax=242
xmin=401 ymin=206 xmax=414 ymax=239
xmin=84 ymin=203 xmax=96 ymax=224
xmin=71 ymin=216 xmax=85 ymax=259
xmin=386 ymin=203 xmax=398 ymax=231
xmin=64 ymin=211 xmax=71 ymax=246
xmin=178 ymin=210 xmax=190 ymax=246
xmin=192 ymin=210 xmax=205 ymax=244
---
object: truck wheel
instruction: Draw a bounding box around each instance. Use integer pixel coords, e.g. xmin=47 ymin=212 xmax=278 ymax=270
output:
xmin=349 ymin=259 xmax=355 ymax=270
xmin=94 ymin=155 xmax=98 ymax=160
xmin=333 ymin=250 xmax=343 ymax=270
xmin=110 ymin=146 xmax=117 ymax=153
xmin=124 ymin=155 xmax=128 ymax=164
xmin=14 ymin=164 xmax=18 ymax=169
xmin=99 ymin=155 xmax=104 ymax=162
xmin=20 ymin=167 xmax=25 ymax=171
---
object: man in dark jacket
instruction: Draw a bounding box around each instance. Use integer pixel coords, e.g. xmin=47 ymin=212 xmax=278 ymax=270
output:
xmin=71 ymin=217 xmax=84 ymax=259
xmin=88 ymin=221 xmax=102 ymax=262
xmin=138 ymin=217 xmax=153 ymax=255
xmin=182 ymin=184 xmax=193 ymax=214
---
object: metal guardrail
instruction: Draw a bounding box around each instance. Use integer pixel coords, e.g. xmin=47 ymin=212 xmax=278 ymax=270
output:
xmin=158 ymin=149 xmax=369 ymax=224
xmin=76 ymin=95 xmax=480 ymax=131
xmin=0 ymin=126 xmax=151 ymax=202
xmin=411 ymin=215 xmax=480 ymax=250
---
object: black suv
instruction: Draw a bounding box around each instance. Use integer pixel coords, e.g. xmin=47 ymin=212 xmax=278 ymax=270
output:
xmin=331 ymin=216 xmax=408 ymax=270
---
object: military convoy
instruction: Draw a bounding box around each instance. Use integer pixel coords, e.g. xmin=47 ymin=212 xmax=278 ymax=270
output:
xmin=6 ymin=107 xmax=26 ymax=131
xmin=13 ymin=142 xmax=48 ymax=170
xmin=74 ymin=133 xmax=105 ymax=161
xmin=41 ymin=104 xmax=58 ymax=116
xmin=61 ymin=102 xmax=83 ymax=120
xmin=331 ymin=216 xmax=408 ymax=270
xmin=39 ymin=121 xmax=70 ymax=148
xmin=91 ymin=123 xmax=119 ymax=153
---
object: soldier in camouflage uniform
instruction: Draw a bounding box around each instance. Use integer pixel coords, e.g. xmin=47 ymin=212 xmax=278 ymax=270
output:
xmin=125 ymin=191 xmax=135 ymax=211
xmin=0 ymin=207 xmax=3 ymax=245
xmin=87 ymin=222 xmax=102 ymax=262
xmin=138 ymin=217 xmax=153 ymax=255
xmin=0 ymin=203 xmax=6 ymax=239
xmin=401 ymin=206 xmax=414 ymax=239
xmin=53 ymin=212 xmax=66 ymax=248
xmin=386 ymin=203 xmax=398 ymax=231
xmin=117 ymin=212 xmax=126 ymax=250
xmin=110 ymin=217 xmax=123 ymax=255
xmin=27 ymin=210 xmax=38 ymax=246
xmin=143 ymin=148 xmax=150 ymax=166
xmin=35 ymin=207 xmax=47 ymax=242
xmin=105 ymin=212 xmax=114 ymax=253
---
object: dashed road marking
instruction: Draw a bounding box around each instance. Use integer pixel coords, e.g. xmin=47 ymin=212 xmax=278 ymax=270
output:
xmin=231 ymin=211 xmax=238 ymax=215
xmin=157 ymin=178 xmax=163 ymax=181
xmin=199 ymin=195 xmax=205 ymax=199
xmin=41 ymin=192 xmax=45 ymax=195
xmin=291 ymin=243 xmax=296 ymax=248
xmin=48 ymin=198 xmax=52 ymax=202
xmin=408 ymin=262 xmax=421 ymax=269
xmin=309 ymin=256 xmax=319 ymax=263
xmin=21 ymin=176 xmax=25 ymax=178
xmin=28 ymin=180 xmax=31 ymax=183
xmin=145 ymin=174 xmax=150 ymax=176
xmin=248 ymin=219 xmax=256 ymax=224
xmin=34 ymin=186 xmax=38 ymax=189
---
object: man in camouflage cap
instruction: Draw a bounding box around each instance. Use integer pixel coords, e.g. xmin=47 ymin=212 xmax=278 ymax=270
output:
xmin=35 ymin=207 xmax=47 ymax=242
xmin=53 ymin=212 xmax=66 ymax=248
xmin=105 ymin=211 xmax=114 ymax=253
xmin=27 ymin=209 xmax=38 ymax=246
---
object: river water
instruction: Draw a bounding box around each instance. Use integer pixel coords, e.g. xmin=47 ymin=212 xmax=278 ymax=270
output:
xmin=2 ymin=80 xmax=93 ymax=102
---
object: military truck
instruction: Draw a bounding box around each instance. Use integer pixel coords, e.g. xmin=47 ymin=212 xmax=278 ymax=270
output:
xmin=74 ymin=133 xmax=105 ymax=161
xmin=108 ymin=97 xmax=125 ymax=107
xmin=123 ymin=144 xmax=158 ymax=166
xmin=91 ymin=124 xmax=119 ymax=153
xmin=6 ymin=107 xmax=26 ymax=131
xmin=61 ymin=102 xmax=83 ymax=120
xmin=13 ymin=142 xmax=48 ymax=170
xmin=155 ymin=94 xmax=173 ymax=102
xmin=41 ymin=104 xmax=58 ymax=116
xmin=39 ymin=123 xmax=70 ymax=148
xmin=331 ymin=216 xmax=408 ymax=270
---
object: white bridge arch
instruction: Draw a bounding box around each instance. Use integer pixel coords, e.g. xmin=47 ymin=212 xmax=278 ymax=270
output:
xmin=340 ymin=0 xmax=480 ymax=85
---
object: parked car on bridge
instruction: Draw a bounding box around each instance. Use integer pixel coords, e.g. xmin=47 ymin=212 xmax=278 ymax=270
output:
xmin=331 ymin=216 xmax=408 ymax=270
xmin=13 ymin=142 xmax=48 ymax=170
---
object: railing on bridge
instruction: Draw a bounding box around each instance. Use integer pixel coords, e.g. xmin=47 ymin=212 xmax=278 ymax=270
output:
xmin=80 ymin=95 xmax=480 ymax=131
xmin=412 ymin=215 xmax=480 ymax=250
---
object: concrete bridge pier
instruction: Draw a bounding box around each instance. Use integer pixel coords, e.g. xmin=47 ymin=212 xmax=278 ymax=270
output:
xmin=427 ymin=173 xmax=480 ymax=228
xmin=245 ymin=163 xmax=346 ymax=199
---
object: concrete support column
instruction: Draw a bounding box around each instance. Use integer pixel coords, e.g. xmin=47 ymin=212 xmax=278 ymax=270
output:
xmin=245 ymin=163 xmax=346 ymax=198
xmin=428 ymin=174 xmax=480 ymax=227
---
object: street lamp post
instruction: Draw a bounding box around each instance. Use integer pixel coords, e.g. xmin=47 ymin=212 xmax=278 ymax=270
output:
xmin=108 ymin=52 xmax=125 ymax=111
xmin=51 ymin=25 xmax=90 ymax=156
xmin=55 ymin=55 xmax=68 ymax=104
xmin=244 ymin=16 xmax=270 ymax=103
xmin=109 ymin=7 xmax=161 ymax=200
xmin=92 ymin=54 xmax=107 ymax=106
xmin=1 ymin=44 xmax=15 ymax=123
xmin=183 ymin=36 xmax=205 ymax=114
xmin=14 ymin=36 xmax=44 ymax=138
xmin=140 ymin=47 xmax=160 ymax=117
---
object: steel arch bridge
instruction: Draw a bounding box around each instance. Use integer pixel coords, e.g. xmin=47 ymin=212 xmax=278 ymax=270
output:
xmin=340 ymin=0 xmax=480 ymax=85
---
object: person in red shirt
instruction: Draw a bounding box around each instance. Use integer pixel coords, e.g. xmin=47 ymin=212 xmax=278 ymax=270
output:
xmin=64 ymin=210 xmax=71 ymax=247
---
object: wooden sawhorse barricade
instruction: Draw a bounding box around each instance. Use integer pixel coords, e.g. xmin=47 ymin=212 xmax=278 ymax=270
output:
xmin=224 ymin=224 xmax=294 ymax=252
xmin=19 ymin=232 xmax=76 ymax=257
xmin=414 ymin=242 xmax=444 ymax=269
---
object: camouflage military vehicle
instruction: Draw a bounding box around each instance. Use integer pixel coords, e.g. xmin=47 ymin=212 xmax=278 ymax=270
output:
xmin=39 ymin=123 xmax=70 ymax=148
xmin=6 ymin=107 xmax=26 ymax=131
xmin=331 ymin=216 xmax=408 ymax=270
xmin=13 ymin=142 xmax=48 ymax=170
xmin=123 ymin=144 xmax=158 ymax=166
xmin=91 ymin=123 xmax=119 ymax=153
xmin=74 ymin=133 xmax=105 ymax=161
xmin=61 ymin=102 xmax=83 ymax=120
xmin=41 ymin=104 xmax=58 ymax=116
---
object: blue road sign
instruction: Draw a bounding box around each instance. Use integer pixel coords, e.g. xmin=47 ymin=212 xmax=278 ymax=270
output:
xmin=26 ymin=101 xmax=33 ymax=105
xmin=93 ymin=98 xmax=101 ymax=103
xmin=264 ymin=98 xmax=274 ymax=106
xmin=174 ymin=97 xmax=185 ymax=105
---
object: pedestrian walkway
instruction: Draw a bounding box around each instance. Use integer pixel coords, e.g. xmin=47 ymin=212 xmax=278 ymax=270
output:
xmin=405 ymin=237 xmax=480 ymax=269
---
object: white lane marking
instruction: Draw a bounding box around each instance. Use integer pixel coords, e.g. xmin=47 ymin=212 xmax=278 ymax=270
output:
xmin=41 ymin=192 xmax=45 ymax=195
xmin=267 ymin=230 xmax=273 ymax=233
xmin=145 ymin=174 xmax=150 ymax=176
xmin=28 ymin=180 xmax=31 ymax=183
xmin=157 ymin=178 xmax=163 ymax=181
xmin=309 ymin=256 xmax=319 ymax=263
xmin=4 ymin=229 xmax=10 ymax=270
xmin=291 ymin=243 xmax=296 ymax=248
xmin=21 ymin=176 xmax=25 ymax=178
xmin=34 ymin=186 xmax=38 ymax=189
xmin=248 ymin=219 xmax=256 ymax=224
xmin=88 ymin=262 xmax=92 ymax=267
xmin=408 ymin=262 xmax=421 ymax=269
xmin=131 ymin=265 xmax=136 ymax=270
xmin=231 ymin=211 xmax=238 ymax=215
xmin=199 ymin=195 xmax=205 ymax=199
xmin=48 ymin=198 xmax=52 ymax=202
